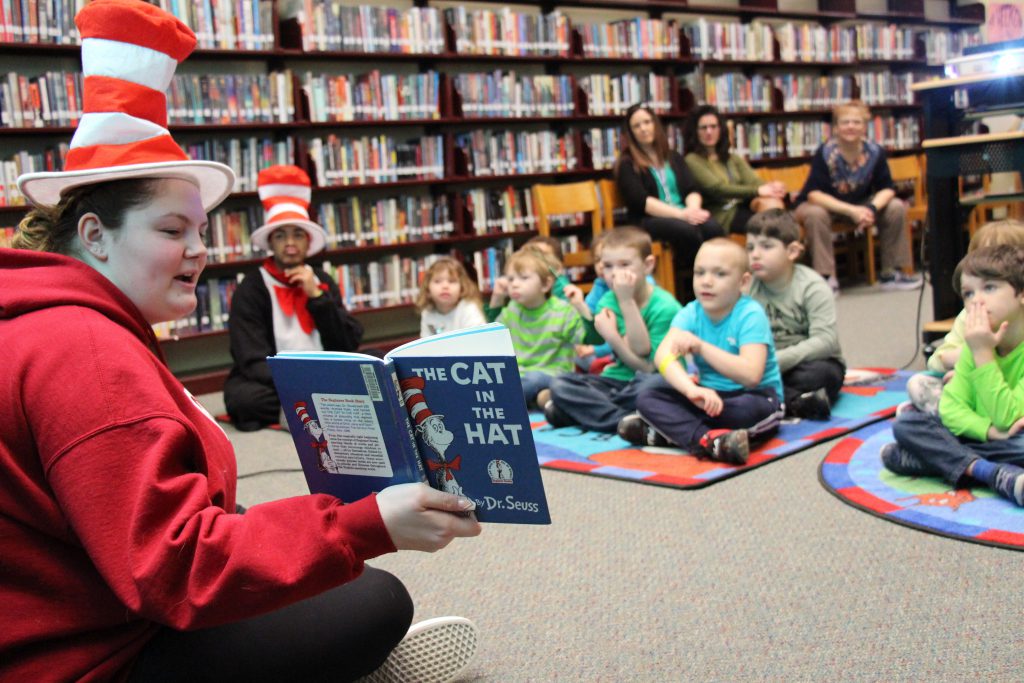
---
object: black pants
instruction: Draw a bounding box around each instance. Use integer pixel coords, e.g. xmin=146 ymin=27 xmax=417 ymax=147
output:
xmin=128 ymin=567 xmax=413 ymax=683
xmin=223 ymin=375 xmax=281 ymax=429
xmin=639 ymin=216 xmax=724 ymax=297
xmin=782 ymin=358 xmax=846 ymax=407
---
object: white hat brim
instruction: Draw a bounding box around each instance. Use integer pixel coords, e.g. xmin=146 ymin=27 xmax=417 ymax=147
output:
xmin=17 ymin=160 xmax=235 ymax=212
xmin=251 ymin=219 xmax=327 ymax=256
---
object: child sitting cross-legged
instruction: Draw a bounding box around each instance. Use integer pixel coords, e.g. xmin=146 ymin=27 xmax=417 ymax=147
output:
xmin=745 ymin=209 xmax=845 ymax=419
xmin=496 ymin=248 xmax=585 ymax=407
xmin=619 ymin=238 xmax=785 ymax=464
xmin=883 ymin=245 xmax=1024 ymax=506
xmin=544 ymin=227 xmax=681 ymax=431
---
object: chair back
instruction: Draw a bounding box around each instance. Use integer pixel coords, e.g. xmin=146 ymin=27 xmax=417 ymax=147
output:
xmin=597 ymin=178 xmax=624 ymax=232
xmin=531 ymin=180 xmax=602 ymax=237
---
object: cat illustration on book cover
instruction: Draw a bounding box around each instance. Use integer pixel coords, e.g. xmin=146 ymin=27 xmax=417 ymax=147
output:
xmin=293 ymin=401 xmax=337 ymax=474
xmin=400 ymin=376 xmax=464 ymax=496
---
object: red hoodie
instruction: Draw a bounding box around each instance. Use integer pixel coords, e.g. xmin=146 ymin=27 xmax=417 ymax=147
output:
xmin=0 ymin=248 xmax=396 ymax=681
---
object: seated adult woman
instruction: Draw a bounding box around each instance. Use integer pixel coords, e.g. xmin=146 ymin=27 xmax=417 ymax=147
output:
xmin=0 ymin=1 xmax=479 ymax=680
xmin=615 ymin=103 xmax=724 ymax=278
xmin=793 ymin=100 xmax=921 ymax=293
xmin=683 ymin=105 xmax=787 ymax=235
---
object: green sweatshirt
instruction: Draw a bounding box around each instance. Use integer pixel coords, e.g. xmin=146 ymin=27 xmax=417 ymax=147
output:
xmin=684 ymin=152 xmax=762 ymax=233
xmin=938 ymin=339 xmax=1024 ymax=441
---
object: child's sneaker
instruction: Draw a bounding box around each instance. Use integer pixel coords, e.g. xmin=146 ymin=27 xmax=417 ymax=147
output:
xmin=617 ymin=413 xmax=670 ymax=447
xmin=535 ymin=389 xmax=552 ymax=411
xmin=543 ymin=400 xmax=574 ymax=428
xmin=879 ymin=441 xmax=932 ymax=477
xmin=698 ymin=428 xmax=749 ymax=465
xmin=992 ymin=464 xmax=1024 ymax=507
xmin=787 ymin=388 xmax=831 ymax=420
xmin=364 ymin=616 xmax=477 ymax=683
xmin=878 ymin=270 xmax=923 ymax=291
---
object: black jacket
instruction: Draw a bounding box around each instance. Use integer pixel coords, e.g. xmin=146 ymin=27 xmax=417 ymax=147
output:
xmin=615 ymin=150 xmax=702 ymax=223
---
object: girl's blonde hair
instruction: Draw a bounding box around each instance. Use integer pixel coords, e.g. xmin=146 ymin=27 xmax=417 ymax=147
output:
xmin=415 ymin=257 xmax=482 ymax=312
xmin=968 ymin=219 xmax=1024 ymax=252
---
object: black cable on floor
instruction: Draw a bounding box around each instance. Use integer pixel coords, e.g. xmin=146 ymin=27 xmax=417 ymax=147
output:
xmin=898 ymin=216 xmax=932 ymax=372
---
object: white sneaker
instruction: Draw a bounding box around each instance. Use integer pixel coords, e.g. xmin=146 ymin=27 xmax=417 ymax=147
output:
xmin=364 ymin=616 xmax=477 ymax=683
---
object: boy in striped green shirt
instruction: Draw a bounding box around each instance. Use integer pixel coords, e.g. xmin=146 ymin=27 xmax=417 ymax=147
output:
xmin=496 ymin=248 xmax=586 ymax=407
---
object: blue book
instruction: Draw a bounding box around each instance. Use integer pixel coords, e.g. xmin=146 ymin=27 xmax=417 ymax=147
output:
xmin=268 ymin=323 xmax=550 ymax=524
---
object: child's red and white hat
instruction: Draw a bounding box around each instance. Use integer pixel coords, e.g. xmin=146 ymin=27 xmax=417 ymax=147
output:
xmin=17 ymin=0 xmax=234 ymax=210
xmin=250 ymin=165 xmax=327 ymax=256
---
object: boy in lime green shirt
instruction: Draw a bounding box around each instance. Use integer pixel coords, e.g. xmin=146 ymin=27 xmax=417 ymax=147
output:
xmin=883 ymin=245 xmax=1024 ymax=505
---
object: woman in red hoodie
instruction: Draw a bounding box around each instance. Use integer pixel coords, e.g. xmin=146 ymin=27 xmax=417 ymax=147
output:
xmin=0 ymin=1 xmax=479 ymax=681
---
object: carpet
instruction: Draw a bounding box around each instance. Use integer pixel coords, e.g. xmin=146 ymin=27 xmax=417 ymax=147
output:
xmin=531 ymin=370 xmax=910 ymax=489
xmin=819 ymin=419 xmax=1024 ymax=551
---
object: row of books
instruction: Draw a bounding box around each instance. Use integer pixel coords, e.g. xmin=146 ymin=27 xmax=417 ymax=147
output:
xmin=778 ymin=120 xmax=832 ymax=159
xmin=852 ymin=24 xmax=916 ymax=61
xmin=456 ymin=129 xmax=578 ymax=177
xmin=853 ymin=72 xmax=917 ymax=107
xmin=0 ymin=147 xmax=67 ymax=206
xmin=454 ymin=72 xmax=574 ymax=119
xmin=702 ymin=74 xmax=777 ymax=113
xmin=302 ymin=71 xmax=441 ymax=123
xmin=585 ymin=123 xmax=683 ymax=171
xmin=579 ymin=17 xmax=681 ymax=59
xmin=866 ymin=115 xmax=920 ymax=150
xmin=732 ymin=121 xmax=787 ymax=160
xmin=684 ymin=20 xmax=775 ymax=62
xmin=180 ymin=136 xmax=295 ymax=193
xmin=0 ymin=0 xmax=83 ymax=45
xmin=445 ymin=7 xmax=571 ymax=57
xmin=158 ymin=0 xmax=274 ymax=50
xmin=307 ymin=134 xmax=445 ymax=187
xmin=0 ymin=224 xmax=14 ymax=247
xmin=471 ymin=241 xmax=513 ymax=292
xmin=579 ymin=73 xmax=673 ymax=117
xmin=323 ymin=254 xmax=440 ymax=310
xmin=314 ymin=194 xmax=455 ymax=248
xmin=774 ymin=74 xmax=856 ymax=112
xmin=167 ymin=71 xmax=296 ymax=125
xmin=463 ymin=185 xmax=537 ymax=236
xmin=774 ymin=22 xmax=856 ymax=63
xmin=0 ymin=71 xmax=82 ymax=128
xmin=206 ymin=207 xmax=260 ymax=263
xmin=296 ymin=3 xmax=444 ymax=54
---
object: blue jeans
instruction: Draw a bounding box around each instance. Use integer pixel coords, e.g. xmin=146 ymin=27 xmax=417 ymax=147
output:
xmin=891 ymin=411 xmax=1024 ymax=486
xmin=549 ymin=371 xmax=665 ymax=432
xmin=521 ymin=371 xmax=555 ymax=407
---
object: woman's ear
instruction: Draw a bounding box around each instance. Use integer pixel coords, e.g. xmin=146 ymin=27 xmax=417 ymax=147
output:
xmin=77 ymin=213 xmax=108 ymax=261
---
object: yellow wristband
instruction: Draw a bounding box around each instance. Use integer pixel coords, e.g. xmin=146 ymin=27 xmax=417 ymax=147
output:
xmin=657 ymin=353 xmax=679 ymax=375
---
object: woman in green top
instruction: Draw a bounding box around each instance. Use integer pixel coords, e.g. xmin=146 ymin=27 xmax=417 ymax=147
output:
xmin=683 ymin=105 xmax=787 ymax=234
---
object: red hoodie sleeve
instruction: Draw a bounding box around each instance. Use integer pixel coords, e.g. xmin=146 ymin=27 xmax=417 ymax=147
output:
xmin=48 ymin=418 xmax=396 ymax=630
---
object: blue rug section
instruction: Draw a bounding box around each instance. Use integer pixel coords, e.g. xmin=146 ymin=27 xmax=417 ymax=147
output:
xmin=531 ymin=371 xmax=911 ymax=489
xmin=819 ymin=421 xmax=1024 ymax=551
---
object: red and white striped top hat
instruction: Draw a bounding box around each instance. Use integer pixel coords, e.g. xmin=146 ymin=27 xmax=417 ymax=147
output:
xmin=399 ymin=376 xmax=443 ymax=427
xmin=250 ymin=165 xmax=327 ymax=256
xmin=294 ymin=401 xmax=314 ymax=428
xmin=17 ymin=0 xmax=234 ymax=210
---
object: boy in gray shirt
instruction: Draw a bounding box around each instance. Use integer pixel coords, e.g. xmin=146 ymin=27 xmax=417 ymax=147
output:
xmin=745 ymin=210 xmax=845 ymax=419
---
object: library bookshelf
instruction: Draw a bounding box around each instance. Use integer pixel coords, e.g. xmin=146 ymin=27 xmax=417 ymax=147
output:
xmin=0 ymin=0 xmax=982 ymax=390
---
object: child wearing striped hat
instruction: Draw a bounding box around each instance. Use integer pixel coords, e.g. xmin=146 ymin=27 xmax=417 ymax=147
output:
xmin=0 ymin=1 xmax=479 ymax=681
xmin=223 ymin=164 xmax=362 ymax=432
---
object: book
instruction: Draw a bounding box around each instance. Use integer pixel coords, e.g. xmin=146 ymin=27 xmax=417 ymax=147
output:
xmin=268 ymin=323 xmax=550 ymax=524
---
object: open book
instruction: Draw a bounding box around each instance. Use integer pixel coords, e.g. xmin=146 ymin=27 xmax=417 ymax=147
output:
xmin=268 ymin=323 xmax=550 ymax=524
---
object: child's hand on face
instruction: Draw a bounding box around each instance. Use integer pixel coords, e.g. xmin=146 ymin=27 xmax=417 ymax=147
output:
xmin=594 ymin=308 xmax=620 ymax=341
xmin=686 ymin=386 xmax=723 ymax=417
xmin=490 ymin=276 xmax=509 ymax=305
xmin=964 ymin=299 xmax=1005 ymax=355
xmin=610 ymin=269 xmax=637 ymax=298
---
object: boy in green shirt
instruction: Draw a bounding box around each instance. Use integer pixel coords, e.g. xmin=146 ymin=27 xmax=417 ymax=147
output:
xmin=544 ymin=227 xmax=681 ymax=431
xmin=883 ymin=245 xmax=1024 ymax=505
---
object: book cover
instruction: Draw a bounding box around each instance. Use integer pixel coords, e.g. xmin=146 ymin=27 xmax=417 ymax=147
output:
xmin=268 ymin=323 xmax=550 ymax=524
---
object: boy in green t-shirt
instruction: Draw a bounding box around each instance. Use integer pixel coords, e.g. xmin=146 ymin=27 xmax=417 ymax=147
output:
xmin=544 ymin=227 xmax=681 ymax=432
xmin=883 ymin=245 xmax=1024 ymax=506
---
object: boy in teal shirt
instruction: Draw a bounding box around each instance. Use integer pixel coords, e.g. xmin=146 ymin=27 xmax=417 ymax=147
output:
xmin=545 ymin=227 xmax=681 ymax=432
xmin=622 ymin=238 xmax=784 ymax=464
xmin=884 ymin=245 xmax=1024 ymax=505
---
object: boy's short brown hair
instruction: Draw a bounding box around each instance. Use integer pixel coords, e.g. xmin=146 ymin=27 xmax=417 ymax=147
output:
xmin=745 ymin=209 xmax=801 ymax=245
xmin=524 ymin=235 xmax=564 ymax=263
xmin=506 ymin=249 xmax=555 ymax=293
xmin=954 ymin=244 xmax=1024 ymax=295
xmin=600 ymin=226 xmax=652 ymax=260
xmin=968 ymin=219 xmax=1024 ymax=252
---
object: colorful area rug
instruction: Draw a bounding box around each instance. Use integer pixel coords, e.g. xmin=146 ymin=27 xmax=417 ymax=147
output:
xmin=819 ymin=420 xmax=1024 ymax=551
xmin=531 ymin=370 xmax=910 ymax=490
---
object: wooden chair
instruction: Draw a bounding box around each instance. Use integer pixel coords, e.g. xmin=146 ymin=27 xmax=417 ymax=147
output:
xmin=596 ymin=178 xmax=676 ymax=297
xmin=885 ymin=154 xmax=925 ymax=274
xmin=531 ymin=180 xmax=603 ymax=238
xmin=963 ymin=172 xmax=1024 ymax=239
